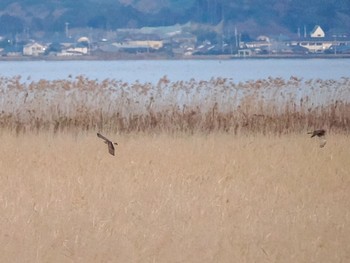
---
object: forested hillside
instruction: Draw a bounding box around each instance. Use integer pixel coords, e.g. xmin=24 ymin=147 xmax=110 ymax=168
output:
xmin=0 ymin=0 xmax=349 ymax=36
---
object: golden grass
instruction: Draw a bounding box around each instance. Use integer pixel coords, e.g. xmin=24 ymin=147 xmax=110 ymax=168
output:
xmin=1 ymin=75 xmax=349 ymax=261
xmin=1 ymin=131 xmax=349 ymax=262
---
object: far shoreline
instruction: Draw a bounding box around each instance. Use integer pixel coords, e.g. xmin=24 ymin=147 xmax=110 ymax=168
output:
xmin=1 ymin=53 xmax=350 ymax=62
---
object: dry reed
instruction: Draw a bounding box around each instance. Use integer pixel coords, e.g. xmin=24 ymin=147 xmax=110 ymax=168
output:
xmin=0 ymin=75 xmax=349 ymax=135
xmin=0 ymin=132 xmax=349 ymax=262
xmin=1 ymin=75 xmax=349 ymax=262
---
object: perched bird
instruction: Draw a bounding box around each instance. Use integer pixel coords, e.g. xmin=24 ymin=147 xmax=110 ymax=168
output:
xmin=308 ymin=129 xmax=326 ymax=148
xmin=97 ymin=133 xmax=118 ymax=156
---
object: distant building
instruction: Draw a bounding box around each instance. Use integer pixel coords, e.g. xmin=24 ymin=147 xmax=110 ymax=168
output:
xmin=129 ymin=40 xmax=163 ymax=50
xmin=57 ymin=46 xmax=88 ymax=56
xmin=111 ymin=40 xmax=163 ymax=53
xmin=77 ymin=36 xmax=90 ymax=43
xmin=245 ymin=40 xmax=271 ymax=50
xmin=298 ymin=40 xmax=332 ymax=53
xmin=238 ymin=49 xmax=253 ymax=57
xmin=310 ymin=25 xmax=325 ymax=38
xmin=23 ymin=42 xmax=46 ymax=56
xmin=289 ymin=25 xmax=336 ymax=53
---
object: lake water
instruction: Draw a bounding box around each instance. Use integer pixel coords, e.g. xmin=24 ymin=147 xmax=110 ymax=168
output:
xmin=0 ymin=59 xmax=349 ymax=83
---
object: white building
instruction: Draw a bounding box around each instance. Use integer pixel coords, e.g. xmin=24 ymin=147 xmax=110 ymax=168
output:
xmin=310 ymin=25 xmax=325 ymax=38
xmin=23 ymin=43 xmax=46 ymax=56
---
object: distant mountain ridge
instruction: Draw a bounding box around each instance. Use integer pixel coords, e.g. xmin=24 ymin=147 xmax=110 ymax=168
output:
xmin=0 ymin=0 xmax=349 ymax=37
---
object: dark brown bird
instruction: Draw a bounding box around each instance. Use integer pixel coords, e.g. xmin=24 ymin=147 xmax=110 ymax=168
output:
xmin=308 ymin=129 xmax=326 ymax=138
xmin=97 ymin=133 xmax=118 ymax=156
xmin=308 ymin=129 xmax=326 ymax=148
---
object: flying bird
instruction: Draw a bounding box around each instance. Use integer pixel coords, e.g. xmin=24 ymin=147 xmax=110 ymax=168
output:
xmin=308 ymin=129 xmax=326 ymax=147
xmin=97 ymin=133 xmax=118 ymax=156
xmin=308 ymin=129 xmax=326 ymax=138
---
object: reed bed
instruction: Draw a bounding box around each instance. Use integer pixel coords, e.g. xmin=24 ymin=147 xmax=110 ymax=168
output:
xmin=0 ymin=132 xmax=349 ymax=262
xmin=1 ymin=75 xmax=349 ymax=262
xmin=1 ymin=75 xmax=350 ymax=134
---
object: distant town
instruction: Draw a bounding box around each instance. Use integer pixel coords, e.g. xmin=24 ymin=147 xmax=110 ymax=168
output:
xmin=1 ymin=23 xmax=350 ymax=60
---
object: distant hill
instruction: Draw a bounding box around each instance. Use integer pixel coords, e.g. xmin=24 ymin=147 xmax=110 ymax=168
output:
xmin=0 ymin=0 xmax=349 ymax=37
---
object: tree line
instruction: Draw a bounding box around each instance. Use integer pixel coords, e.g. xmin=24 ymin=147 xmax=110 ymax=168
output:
xmin=0 ymin=0 xmax=349 ymax=36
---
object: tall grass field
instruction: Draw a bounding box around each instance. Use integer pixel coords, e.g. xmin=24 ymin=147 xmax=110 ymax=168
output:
xmin=0 ymin=75 xmax=349 ymax=262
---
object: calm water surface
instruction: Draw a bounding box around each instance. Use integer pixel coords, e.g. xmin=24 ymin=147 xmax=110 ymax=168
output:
xmin=0 ymin=59 xmax=349 ymax=83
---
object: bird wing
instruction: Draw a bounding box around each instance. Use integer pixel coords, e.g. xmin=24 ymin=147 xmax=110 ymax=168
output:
xmin=307 ymin=131 xmax=315 ymax=137
xmin=97 ymin=133 xmax=117 ymax=156
xmin=107 ymin=141 xmax=115 ymax=156
xmin=309 ymin=130 xmax=325 ymax=138
xmin=97 ymin=133 xmax=111 ymax=143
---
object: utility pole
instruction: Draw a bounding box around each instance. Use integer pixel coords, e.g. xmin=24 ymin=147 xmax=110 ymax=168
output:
xmin=332 ymin=35 xmax=337 ymax=55
xmin=65 ymin=22 xmax=69 ymax=38
xmin=235 ymin=26 xmax=238 ymax=48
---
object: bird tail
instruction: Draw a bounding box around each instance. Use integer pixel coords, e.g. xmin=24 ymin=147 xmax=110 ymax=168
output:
xmin=319 ymin=138 xmax=327 ymax=148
